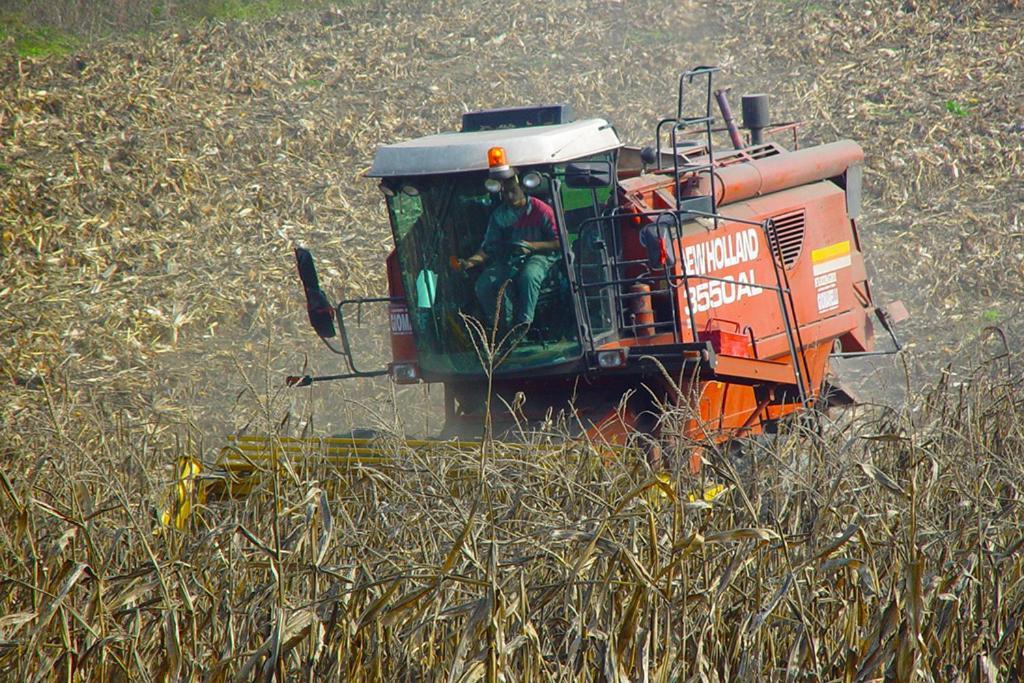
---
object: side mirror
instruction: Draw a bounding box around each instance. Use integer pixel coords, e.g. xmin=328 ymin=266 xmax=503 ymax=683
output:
xmin=638 ymin=215 xmax=678 ymax=269
xmin=295 ymin=247 xmax=337 ymax=338
xmin=639 ymin=147 xmax=658 ymax=166
xmin=564 ymin=161 xmax=612 ymax=188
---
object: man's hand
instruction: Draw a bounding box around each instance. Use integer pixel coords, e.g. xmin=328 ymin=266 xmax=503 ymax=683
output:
xmin=451 ymin=253 xmax=484 ymax=271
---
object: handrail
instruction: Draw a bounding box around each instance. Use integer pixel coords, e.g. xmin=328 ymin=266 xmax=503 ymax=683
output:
xmin=573 ymin=208 xmax=811 ymax=394
xmin=677 ymin=66 xmax=720 ymax=120
xmin=764 ymin=218 xmax=813 ymax=404
xmin=760 ymin=219 xmax=809 ymax=404
xmin=572 ymin=66 xmax=811 ymax=394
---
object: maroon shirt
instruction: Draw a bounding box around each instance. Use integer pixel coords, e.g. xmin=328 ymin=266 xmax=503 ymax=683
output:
xmin=481 ymin=197 xmax=558 ymax=254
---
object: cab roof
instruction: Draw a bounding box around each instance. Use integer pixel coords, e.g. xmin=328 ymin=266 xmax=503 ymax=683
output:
xmin=367 ymin=118 xmax=622 ymax=178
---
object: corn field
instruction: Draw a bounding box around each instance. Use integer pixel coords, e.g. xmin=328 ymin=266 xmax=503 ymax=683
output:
xmin=0 ymin=361 xmax=1021 ymax=679
xmin=2 ymin=0 xmax=1022 ymax=679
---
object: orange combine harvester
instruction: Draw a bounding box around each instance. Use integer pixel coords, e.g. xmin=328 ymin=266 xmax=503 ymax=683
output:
xmin=217 ymin=66 xmax=904 ymax=483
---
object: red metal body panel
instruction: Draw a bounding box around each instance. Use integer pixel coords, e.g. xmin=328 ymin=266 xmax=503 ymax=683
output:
xmin=386 ymin=250 xmax=417 ymax=364
xmin=657 ymin=182 xmax=866 ymax=351
xmin=612 ymin=141 xmax=874 ymax=448
xmin=618 ymin=160 xmax=872 ymax=357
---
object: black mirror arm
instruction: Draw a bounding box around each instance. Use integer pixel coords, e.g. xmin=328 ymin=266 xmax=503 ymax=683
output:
xmin=317 ymin=334 xmax=348 ymax=358
xmin=336 ymin=296 xmax=404 ymax=376
xmin=286 ymin=368 xmax=389 ymax=387
xmin=288 ymin=296 xmax=401 ymax=386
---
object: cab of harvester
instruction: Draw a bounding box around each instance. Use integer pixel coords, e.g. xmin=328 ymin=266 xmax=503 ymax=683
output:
xmin=292 ymin=67 xmax=904 ymax=448
xmin=372 ymin=107 xmax=621 ymax=382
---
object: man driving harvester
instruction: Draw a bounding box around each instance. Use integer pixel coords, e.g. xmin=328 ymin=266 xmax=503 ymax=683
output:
xmin=453 ymin=147 xmax=560 ymax=333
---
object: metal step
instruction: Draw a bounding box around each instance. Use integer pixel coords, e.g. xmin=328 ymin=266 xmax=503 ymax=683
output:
xmin=708 ymin=354 xmax=798 ymax=387
xmin=628 ymin=342 xmax=799 ymax=388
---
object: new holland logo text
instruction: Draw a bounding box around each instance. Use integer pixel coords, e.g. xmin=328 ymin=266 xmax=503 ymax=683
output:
xmin=682 ymin=228 xmax=765 ymax=313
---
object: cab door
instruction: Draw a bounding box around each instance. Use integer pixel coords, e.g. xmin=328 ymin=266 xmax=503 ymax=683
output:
xmin=555 ymin=154 xmax=618 ymax=350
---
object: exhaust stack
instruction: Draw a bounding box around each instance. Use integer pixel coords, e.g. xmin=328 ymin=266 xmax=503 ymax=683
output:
xmin=741 ymin=94 xmax=770 ymax=145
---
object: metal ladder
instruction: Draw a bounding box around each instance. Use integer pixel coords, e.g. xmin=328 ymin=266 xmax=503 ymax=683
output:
xmin=665 ymin=67 xmax=813 ymax=405
xmin=662 ymin=66 xmax=720 ymax=343
xmin=574 ymin=66 xmax=815 ymax=405
xmin=656 ymin=65 xmax=720 ymax=220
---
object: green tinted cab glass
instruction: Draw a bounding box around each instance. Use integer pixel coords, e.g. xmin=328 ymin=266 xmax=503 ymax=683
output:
xmin=384 ymin=171 xmax=582 ymax=376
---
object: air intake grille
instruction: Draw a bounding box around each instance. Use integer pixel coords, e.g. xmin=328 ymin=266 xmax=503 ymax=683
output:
xmin=766 ymin=209 xmax=805 ymax=269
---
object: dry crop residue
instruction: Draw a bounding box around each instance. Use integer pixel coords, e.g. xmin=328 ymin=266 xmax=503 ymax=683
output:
xmin=719 ymin=0 xmax=1024 ymax=398
xmin=1 ymin=0 xmax=1022 ymax=679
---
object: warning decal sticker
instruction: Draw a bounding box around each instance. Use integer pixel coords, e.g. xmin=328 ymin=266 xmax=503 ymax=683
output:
xmin=811 ymin=240 xmax=851 ymax=277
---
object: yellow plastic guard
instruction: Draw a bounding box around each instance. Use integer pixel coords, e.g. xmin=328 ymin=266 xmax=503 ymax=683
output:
xmin=158 ymin=456 xmax=203 ymax=530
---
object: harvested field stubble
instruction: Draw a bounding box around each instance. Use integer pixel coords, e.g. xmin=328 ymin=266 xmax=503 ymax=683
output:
xmin=1 ymin=0 xmax=1023 ymax=678
xmin=720 ymin=0 xmax=1024 ymax=395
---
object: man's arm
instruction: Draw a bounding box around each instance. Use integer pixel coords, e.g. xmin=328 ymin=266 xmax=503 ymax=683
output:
xmin=523 ymin=199 xmax=560 ymax=253
xmin=523 ymin=239 xmax=559 ymax=253
xmin=459 ymin=249 xmax=488 ymax=269
xmin=456 ymin=212 xmax=501 ymax=270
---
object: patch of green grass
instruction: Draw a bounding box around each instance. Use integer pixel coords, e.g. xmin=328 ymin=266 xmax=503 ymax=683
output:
xmin=297 ymin=77 xmax=324 ymax=88
xmin=0 ymin=1 xmax=354 ymax=59
xmin=199 ymin=0 xmax=315 ymax=21
xmin=625 ymin=26 xmax=674 ymax=44
xmin=0 ymin=20 xmax=78 ymax=58
xmin=945 ymin=99 xmax=972 ymax=117
xmin=981 ymin=309 xmax=1002 ymax=324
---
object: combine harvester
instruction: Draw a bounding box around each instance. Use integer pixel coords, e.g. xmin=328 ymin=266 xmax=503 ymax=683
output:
xmin=209 ymin=66 xmax=904 ymax=498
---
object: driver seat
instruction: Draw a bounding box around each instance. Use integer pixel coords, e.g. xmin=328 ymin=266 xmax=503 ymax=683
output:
xmin=530 ymin=260 xmax=572 ymax=341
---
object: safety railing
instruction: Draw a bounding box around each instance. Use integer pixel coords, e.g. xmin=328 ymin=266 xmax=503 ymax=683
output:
xmin=572 ymin=208 xmax=811 ymax=404
xmin=569 ymin=65 xmax=815 ymax=401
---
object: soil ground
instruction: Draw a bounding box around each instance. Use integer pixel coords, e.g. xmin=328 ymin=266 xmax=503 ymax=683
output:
xmin=3 ymin=0 xmax=1021 ymax=441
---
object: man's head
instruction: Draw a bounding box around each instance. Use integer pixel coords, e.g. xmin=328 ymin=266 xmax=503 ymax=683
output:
xmin=500 ymin=176 xmax=527 ymax=209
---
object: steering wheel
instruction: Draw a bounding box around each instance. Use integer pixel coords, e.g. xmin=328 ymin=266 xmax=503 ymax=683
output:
xmin=509 ymin=240 xmax=533 ymax=255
